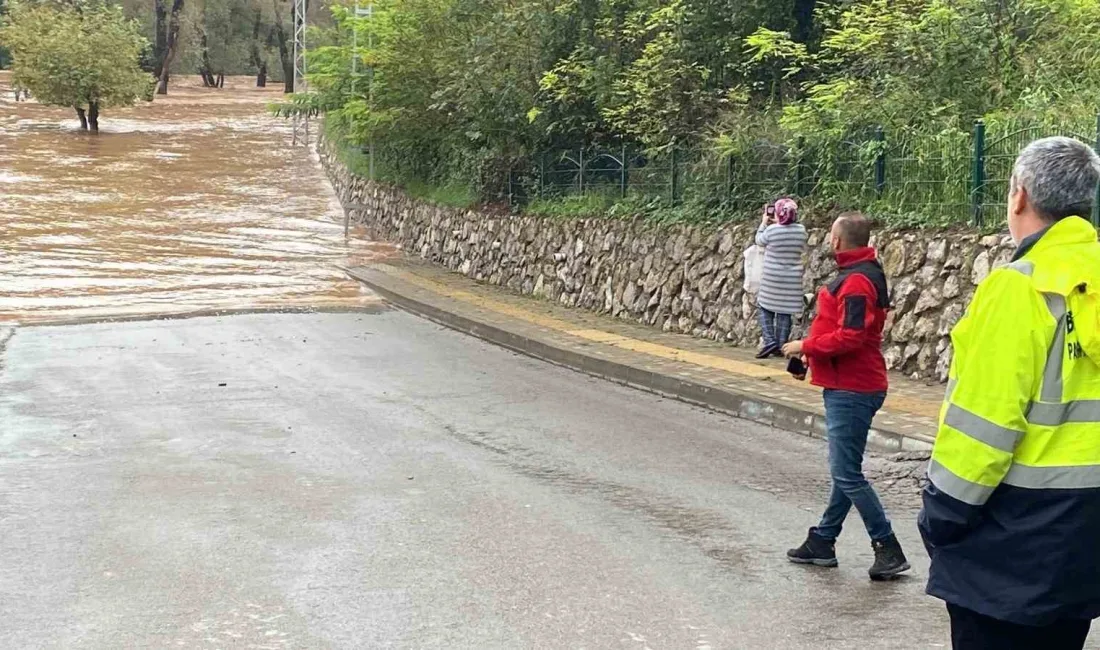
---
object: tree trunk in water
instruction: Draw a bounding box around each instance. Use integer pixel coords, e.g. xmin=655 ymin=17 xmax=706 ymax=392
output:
xmin=75 ymin=107 xmax=88 ymax=131
xmin=272 ymin=0 xmax=293 ymax=93
xmin=199 ymin=28 xmax=215 ymax=87
xmin=250 ymin=8 xmax=268 ymax=88
xmin=157 ymin=0 xmax=185 ymax=95
xmin=153 ymin=0 xmax=168 ymax=78
xmin=88 ymin=102 xmax=100 ymax=133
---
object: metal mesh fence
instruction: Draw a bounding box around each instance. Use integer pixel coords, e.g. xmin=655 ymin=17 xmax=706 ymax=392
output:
xmin=510 ymin=116 xmax=1100 ymax=226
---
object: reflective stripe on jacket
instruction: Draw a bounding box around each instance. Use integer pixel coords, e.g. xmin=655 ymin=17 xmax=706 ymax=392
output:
xmin=920 ymin=216 xmax=1100 ymax=625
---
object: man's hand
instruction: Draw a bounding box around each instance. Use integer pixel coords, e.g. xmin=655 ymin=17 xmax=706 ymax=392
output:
xmin=782 ymin=340 xmax=803 ymax=357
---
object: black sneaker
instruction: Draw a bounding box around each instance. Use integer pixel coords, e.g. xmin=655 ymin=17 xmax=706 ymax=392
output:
xmin=787 ymin=529 xmax=838 ymax=567
xmin=869 ymin=534 xmax=911 ymax=581
xmin=755 ymin=344 xmax=779 ymax=360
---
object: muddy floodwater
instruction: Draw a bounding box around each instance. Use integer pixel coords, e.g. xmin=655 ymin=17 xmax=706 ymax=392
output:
xmin=0 ymin=73 xmax=392 ymax=324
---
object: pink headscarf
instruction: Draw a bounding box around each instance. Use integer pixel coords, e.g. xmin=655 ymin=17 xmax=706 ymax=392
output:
xmin=775 ymin=198 xmax=798 ymax=225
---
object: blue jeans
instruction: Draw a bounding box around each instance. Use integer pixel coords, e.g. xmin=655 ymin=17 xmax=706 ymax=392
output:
xmin=758 ymin=308 xmax=792 ymax=349
xmin=812 ymin=389 xmax=893 ymax=542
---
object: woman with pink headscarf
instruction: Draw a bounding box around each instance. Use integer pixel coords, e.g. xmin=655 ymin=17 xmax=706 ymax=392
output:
xmin=754 ymin=198 xmax=808 ymax=358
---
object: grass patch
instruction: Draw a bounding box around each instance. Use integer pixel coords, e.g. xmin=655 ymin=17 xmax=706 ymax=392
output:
xmin=526 ymin=190 xmax=749 ymax=225
xmin=526 ymin=192 xmax=623 ymax=218
xmin=401 ymin=178 xmax=476 ymax=209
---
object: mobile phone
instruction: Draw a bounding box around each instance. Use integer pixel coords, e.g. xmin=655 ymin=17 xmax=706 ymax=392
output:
xmin=787 ymin=356 xmax=807 ymax=381
xmin=766 ymin=204 xmax=776 ymax=217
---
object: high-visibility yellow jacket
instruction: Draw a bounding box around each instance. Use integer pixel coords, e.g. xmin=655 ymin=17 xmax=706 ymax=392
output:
xmin=920 ymin=216 xmax=1100 ymax=625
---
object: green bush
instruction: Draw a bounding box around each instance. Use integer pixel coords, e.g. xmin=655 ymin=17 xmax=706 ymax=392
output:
xmin=301 ymin=0 xmax=1100 ymax=227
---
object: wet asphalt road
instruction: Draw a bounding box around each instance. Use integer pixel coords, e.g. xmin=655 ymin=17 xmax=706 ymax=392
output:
xmin=0 ymin=310 xmax=960 ymax=648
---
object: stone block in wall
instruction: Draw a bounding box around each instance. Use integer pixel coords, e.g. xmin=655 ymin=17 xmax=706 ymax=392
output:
xmin=903 ymin=343 xmax=922 ymax=367
xmin=914 ymin=286 xmax=942 ymax=315
xmin=881 ymin=240 xmax=907 ymax=276
xmin=741 ymin=293 xmax=754 ymax=321
xmin=936 ymin=341 xmax=953 ymax=382
xmin=716 ymin=305 xmax=736 ymax=332
xmin=665 ymin=269 xmax=684 ymax=297
xmin=692 ymin=297 xmax=706 ymax=323
xmin=918 ymin=345 xmax=936 ymax=372
xmin=884 ymin=345 xmax=902 ymax=370
xmin=622 ymin=283 xmax=637 ymax=312
xmin=939 ymin=303 xmax=964 ymax=336
xmin=892 ymin=312 xmax=915 ymax=342
xmin=700 ymin=273 xmax=727 ymax=302
xmin=893 ymin=277 xmax=919 ymax=312
xmin=903 ymin=235 xmax=927 ymax=274
xmin=971 ymin=251 xmax=991 ymax=284
xmin=718 ymin=231 xmax=735 ymax=255
xmin=914 ymin=315 xmax=938 ymax=339
xmin=943 ymin=274 xmax=961 ymax=299
xmin=927 ymin=239 xmax=948 ymax=265
xmin=646 ymin=289 xmax=661 ymax=310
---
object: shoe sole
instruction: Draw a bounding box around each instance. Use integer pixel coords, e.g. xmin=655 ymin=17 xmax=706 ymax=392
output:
xmin=869 ymin=562 xmax=912 ymax=581
xmin=788 ymin=557 xmax=839 ymax=568
xmin=756 ymin=345 xmax=780 ymax=359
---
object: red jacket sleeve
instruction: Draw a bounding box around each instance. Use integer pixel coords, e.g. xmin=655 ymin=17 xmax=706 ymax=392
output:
xmin=802 ymin=274 xmax=876 ymax=359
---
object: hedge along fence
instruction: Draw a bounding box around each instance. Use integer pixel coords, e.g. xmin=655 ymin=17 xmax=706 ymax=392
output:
xmin=502 ymin=116 xmax=1100 ymax=227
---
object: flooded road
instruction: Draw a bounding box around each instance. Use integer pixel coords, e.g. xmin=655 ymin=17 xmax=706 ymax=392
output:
xmin=0 ymin=72 xmax=392 ymax=324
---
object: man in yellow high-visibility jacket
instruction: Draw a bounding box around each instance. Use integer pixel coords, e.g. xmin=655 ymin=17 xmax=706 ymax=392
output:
xmin=920 ymin=136 xmax=1100 ymax=650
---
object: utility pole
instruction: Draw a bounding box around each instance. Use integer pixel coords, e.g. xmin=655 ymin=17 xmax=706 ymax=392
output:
xmin=291 ymin=0 xmax=309 ymax=146
xmin=351 ymin=2 xmax=375 ymax=180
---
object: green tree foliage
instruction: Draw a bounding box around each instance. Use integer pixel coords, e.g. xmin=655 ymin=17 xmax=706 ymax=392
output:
xmin=747 ymin=1 xmax=1100 ymax=141
xmin=178 ymin=0 xmax=255 ymax=86
xmin=0 ymin=1 xmax=152 ymax=131
xmin=111 ymin=0 xmax=331 ymax=92
xmin=287 ymin=0 xmax=844 ymax=198
xmin=287 ymin=0 xmax=552 ymax=197
xmin=291 ymin=0 xmax=1100 ymax=217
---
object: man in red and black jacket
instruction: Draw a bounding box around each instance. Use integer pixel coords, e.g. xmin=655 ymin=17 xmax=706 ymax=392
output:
xmin=781 ymin=213 xmax=911 ymax=580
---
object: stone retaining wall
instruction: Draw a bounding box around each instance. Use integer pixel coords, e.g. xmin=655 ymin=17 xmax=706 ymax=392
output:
xmin=320 ymin=139 xmax=1013 ymax=382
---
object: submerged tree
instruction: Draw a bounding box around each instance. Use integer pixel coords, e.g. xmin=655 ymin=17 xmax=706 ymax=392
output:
xmin=154 ymin=0 xmax=185 ymax=94
xmin=0 ymin=1 xmax=152 ymax=132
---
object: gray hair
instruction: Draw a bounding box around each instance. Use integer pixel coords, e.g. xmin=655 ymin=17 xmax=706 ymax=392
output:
xmin=1010 ymin=136 xmax=1100 ymax=222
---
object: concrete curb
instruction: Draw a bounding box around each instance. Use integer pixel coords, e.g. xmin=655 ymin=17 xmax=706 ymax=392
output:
xmin=347 ymin=267 xmax=932 ymax=453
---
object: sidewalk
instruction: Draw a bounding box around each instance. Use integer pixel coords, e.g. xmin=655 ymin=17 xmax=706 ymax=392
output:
xmin=346 ymin=259 xmax=943 ymax=452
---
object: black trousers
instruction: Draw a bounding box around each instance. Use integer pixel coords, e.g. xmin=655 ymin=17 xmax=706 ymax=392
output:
xmin=948 ymin=604 xmax=1092 ymax=650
